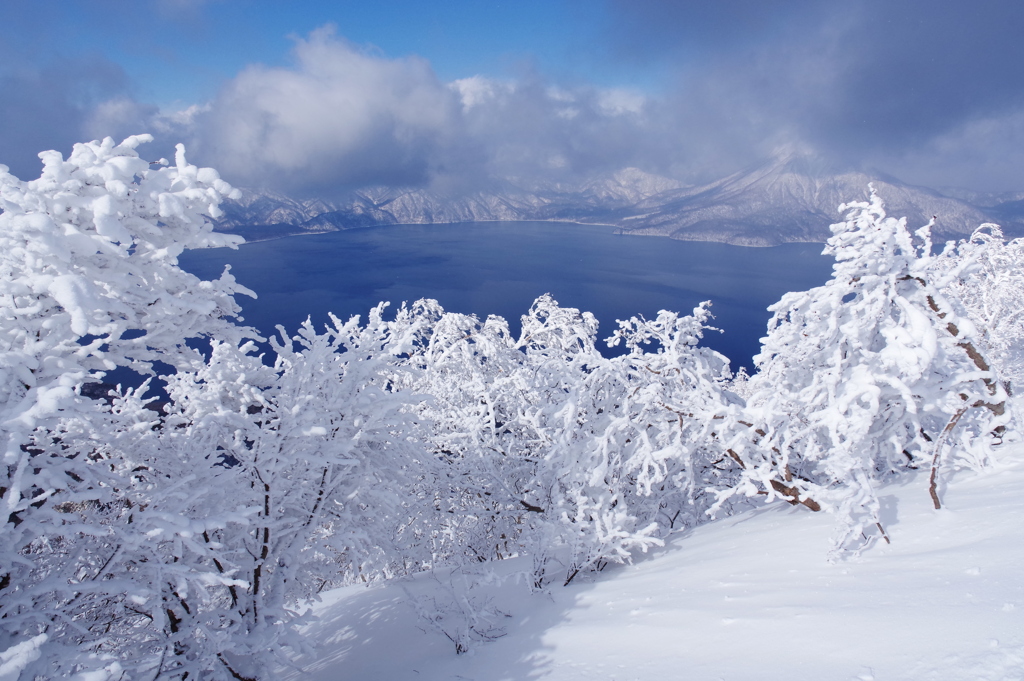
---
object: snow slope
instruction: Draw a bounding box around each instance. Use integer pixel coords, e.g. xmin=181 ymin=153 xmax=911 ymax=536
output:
xmin=284 ymin=444 xmax=1024 ymax=681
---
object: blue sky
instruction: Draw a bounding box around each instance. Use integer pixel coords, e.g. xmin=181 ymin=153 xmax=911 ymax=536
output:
xmin=4 ymin=1 xmax=637 ymax=106
xmin=2 ymin=1 xmax=1023 ymax=195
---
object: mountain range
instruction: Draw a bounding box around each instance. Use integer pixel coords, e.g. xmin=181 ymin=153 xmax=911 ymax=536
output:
xmin=215 ymin=153 xmax=1024 ymax=246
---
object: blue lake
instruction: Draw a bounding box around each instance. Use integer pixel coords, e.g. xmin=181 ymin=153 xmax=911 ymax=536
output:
xmin=180 ymin=222 xmax=835 ymax=371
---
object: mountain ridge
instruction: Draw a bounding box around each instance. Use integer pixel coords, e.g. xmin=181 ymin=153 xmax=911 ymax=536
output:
xmin=215 ymin=156 xmax=1022 ymax=246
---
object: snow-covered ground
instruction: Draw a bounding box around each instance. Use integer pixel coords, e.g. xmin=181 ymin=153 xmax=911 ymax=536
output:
xmin=283 ymin=444 xmax=1024 ymax=681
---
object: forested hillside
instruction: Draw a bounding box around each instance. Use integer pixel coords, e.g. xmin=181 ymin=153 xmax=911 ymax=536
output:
xmin=1 ymin=137 xmax=1021 ymax=680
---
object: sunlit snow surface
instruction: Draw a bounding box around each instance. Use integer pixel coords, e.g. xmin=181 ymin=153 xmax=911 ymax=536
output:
xmin=283 ymin=439 xmax=1024 ymax=681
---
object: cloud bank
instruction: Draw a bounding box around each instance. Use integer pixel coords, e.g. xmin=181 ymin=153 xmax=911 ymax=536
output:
xmin=2 ymin=2 xmax=1023 ymax=194
xmin=603 ymin=0 xmax=1024 ymax=190
xmin=186 ymin=27 xmax=675 ymax=196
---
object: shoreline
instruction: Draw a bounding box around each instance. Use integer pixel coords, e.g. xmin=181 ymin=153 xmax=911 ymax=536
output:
xmin=212 ymin=218 xmax=825 ymax=249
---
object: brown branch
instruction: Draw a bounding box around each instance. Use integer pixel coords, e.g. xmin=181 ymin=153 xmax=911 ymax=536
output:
xmin=519 ymin=500 xmax=544 ymax=513
xmin=768 ymin=479 xmax=822 ymax=512
xmin=303 ymin=467 xmax=330 ymax=528
xmin=251 ymin=480 xmax=271 ymax=621
xmin=929 ymin=406 xmax=969 ymax=510
xmin=876 ymin=522 xmax=891 ymax=545
xmin=729 ymin=422 xmax=823 ymax=513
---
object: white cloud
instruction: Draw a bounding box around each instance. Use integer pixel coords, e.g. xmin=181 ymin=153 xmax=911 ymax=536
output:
xmin=450 ymin=76 xmax=510 ymax=111
xmin=192 ymin=26 xmax=469 ymax=193
xmin=597 ymin=88 xmax=647 ymax=116
xmin=176 ymin=29 xmax=690 ymax=193
xmin=156 ymin=103 xmax=210 ymax=130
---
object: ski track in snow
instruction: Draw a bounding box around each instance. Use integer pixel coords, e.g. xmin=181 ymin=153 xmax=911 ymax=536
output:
xmin=284 ymin=445 xmax=1024 ymax=681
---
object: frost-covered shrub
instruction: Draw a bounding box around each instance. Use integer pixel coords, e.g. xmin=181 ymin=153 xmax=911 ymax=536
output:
xmin=725 ymin=189 xmax=1008 ymax=555
xmin=2 ymin=133 xmax=1019 ymax=675
xmin=411 ymin=295 xmax=737 ymax=589
xmin=404 ymin=296 xmax=591 ymax=587
xmin=116 ymin=307 xmax=436 ymax=678
xmin=10 ymin=302 xmax=441 ymax=678
xmin=538 ymin=303 xmax=738 ymax=586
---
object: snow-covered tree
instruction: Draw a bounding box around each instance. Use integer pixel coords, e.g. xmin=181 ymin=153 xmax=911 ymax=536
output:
xmin=107 ymin=305 xmax=439 ymax=679
xmin=412 ymin=295 xmax=737 ymax=590
xmin=403 ymin=297 xmax=578 ymax=590
xmin=725 ymin=189 xmax=1009 ymax=555
xmin=533 ymin=303 xmax=737 ymax=586
xmin=10 ymin=302 xmax=443 ymax=679
xmin=930 ymin=224 xmax=1024 ymax=394
xmin=0 ymin=135 xmax=254 ymax=678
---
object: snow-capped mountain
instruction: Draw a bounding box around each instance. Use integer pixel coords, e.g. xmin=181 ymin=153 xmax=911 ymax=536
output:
xmin=618 ymin=154 xmax=1002 ymax=245
xmin=216 ymin=155 xmax=1019 ymax=246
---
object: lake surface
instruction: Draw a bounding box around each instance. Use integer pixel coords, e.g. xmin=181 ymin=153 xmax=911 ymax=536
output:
xmin=180 ymin=222 xmax=835 ymax=371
